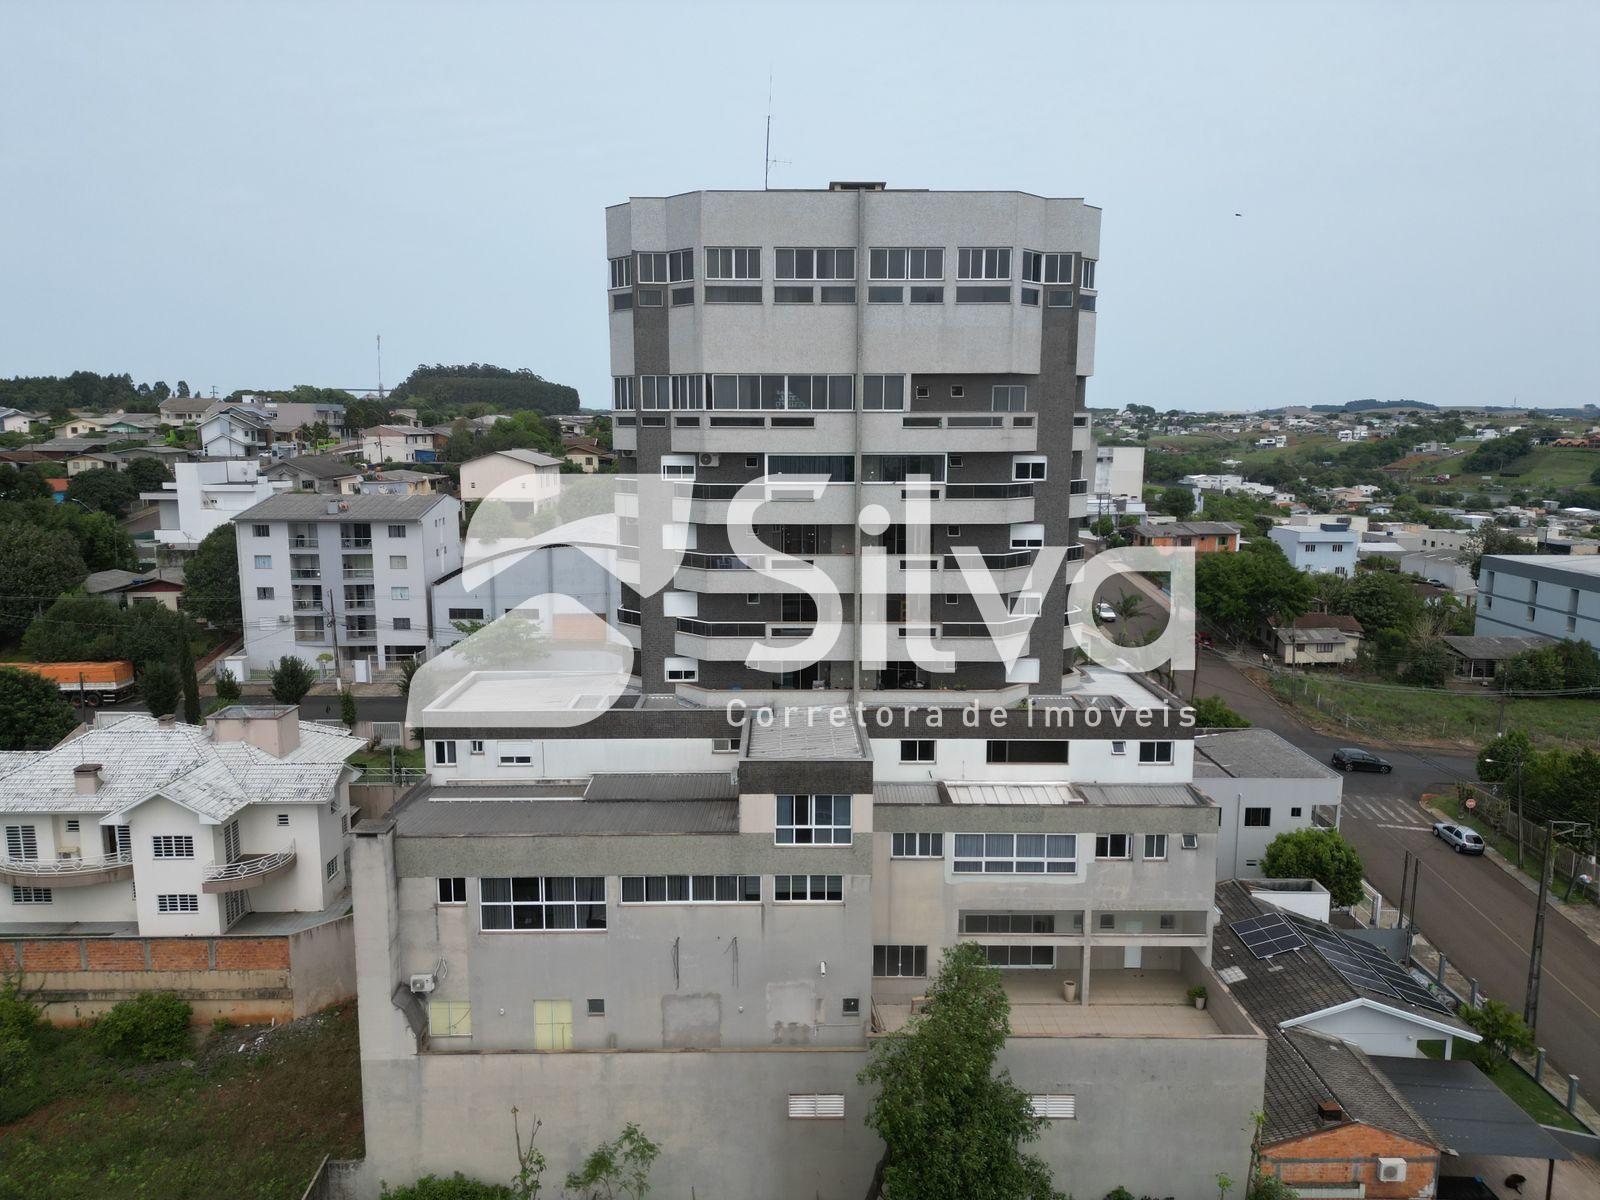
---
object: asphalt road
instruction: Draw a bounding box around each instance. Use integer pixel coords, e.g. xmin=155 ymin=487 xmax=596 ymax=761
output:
xmin=1192 ymin=651 xmax=1600 ymax=1102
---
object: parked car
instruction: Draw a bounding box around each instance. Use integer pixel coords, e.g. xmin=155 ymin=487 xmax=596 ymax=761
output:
xmin=1433 ymin=822 xmax=1486 ymax=854
xmin=1095 ymin=601 xmax=1117 ymax=622
xmin=1195 ymin=631 xmax=1214 ymax=649
xmin=1331 ymin=746 xmax=1393 ymax=774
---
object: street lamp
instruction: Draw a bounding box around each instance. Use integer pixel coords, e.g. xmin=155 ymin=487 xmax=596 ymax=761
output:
xmin=1526 ymin=819 xmax=1591 ymax=1034
xmin=1482 ymin=756 xmax=1526 ymax=869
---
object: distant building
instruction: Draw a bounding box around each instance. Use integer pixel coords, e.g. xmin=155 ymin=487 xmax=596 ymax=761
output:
xmin=1132 ymin=521 xmax=1241 ymax=554
xmin=562 ymin=438 xmax=614 ymax=473
xmin=1272 ymin=613 xmax=1365 ymax=668
xmin=84 ymin=566 xmax=186 ymax=612
xmin=1192 ymin=729 xmax=1344 ymax=877
xmin=1268 ymin=522 xmax=1360 ymax=576
xmin=0 ymin=406 xmax=35 ymax=434
xmin=199 ymin=404 xmax=276 ymax=458
xmin=362 ymin=425 xmax=439 ymax=465
xmin=1399 ymin=550 xmax=1476 ymax=595
xmin=1090 ymin=444 xmax=1146 ymax=517
xmin=141 ymin=460 xmax=286 ymax=556
xmin=459 ymin=448 xmax=563 ymax=502
xmin=263 ymin=453 xmax=363 ymax=495
xmin=1475 ymin=554 xmax=1600 ymax=643
xmin=158 ymin=394 xmax=212 ymax=426
xmin=357 ymin=470 xmax=445 ymax=497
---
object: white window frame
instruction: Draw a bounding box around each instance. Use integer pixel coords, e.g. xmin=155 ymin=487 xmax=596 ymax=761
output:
xmin=1181 ymin=833 xmax=1200 ymax=850
xmin=1138 ymin=741 xmax=1175 ymax=765
xmin=254 ymin=554 xmax=272 ymax=569
xmin=775 ymin=794 xmax=852 ymax=846
xmin=433 ymin=740 xmax=457 ymax=766
xmin=705 ymin=246 xmax=761 ymax=280
xmin=428 ymin=999 xmax=473 ymax=1038
xmin=868 ymin=246 xmax=944 ymax=281
xmin=952 ymin=833 xmax=1076 ymax=875
xmin=151 ymin=835 xmax=195 ymax=859
xmin=899 ymin=739 xmax=934 ymax=764
xmin=1042 ymin=253 xmax=1074 ymax=284
xmin=1243 ymin=807 xmax=1272 ymax=828
xmin=1110 ymin=740 xmax=1127 ymax=755
xmin=776 ymin=247 xmax=856 ymax=281
xmin=1142 ymin=833 xmax=1168 ymax=861
xmin=788 ymin=1094 xmax=845 ymax=1119
xmin=4 ymin=825 xmax=38 ymax=860
xmin=890 ymin=831 xmax=943 ymax=859
xmin=479 ymin=876 xmax=607 ymax=932
xmin=437 ymin=877 xmax=467 ymax=905
xmin=774 ymin=874 xmax=843 ymax=902
xmin=1012 ymin=456 xmax=1047 ymax=482
xmin=608 ymin=256 xmax=632 ymax=290
xmin=872 ymin=944 xmax=928 ymax=978
xmin=667 ymin=248 xmax=694 ymax=282
xmin=1095 ymin=833 xmax=1131 ymax=860
xmin=958 ymin=246 xmax=1012 ymax=280
xmin=619 ymin=875 xmax=762 ymax=904
xmin=157 ymin=893 xmax=199 ymax=914
xmin=637 ymin=251 xmax=668 ymax=284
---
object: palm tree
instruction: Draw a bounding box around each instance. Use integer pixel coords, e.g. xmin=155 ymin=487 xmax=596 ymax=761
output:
xmin=1111 ymin=594 xmax=1146 ymax=643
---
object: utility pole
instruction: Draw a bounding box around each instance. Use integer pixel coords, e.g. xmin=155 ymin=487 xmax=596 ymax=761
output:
xmin=1526 ymin=820 xmax=1590 ymax=1034
xmin=1513 ymin=761 xmax=1525 ymax=869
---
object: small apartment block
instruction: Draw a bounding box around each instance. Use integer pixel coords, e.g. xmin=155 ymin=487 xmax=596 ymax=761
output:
xmin=234 ymin=492 xmax=462 ymax=672
xmin=1269 ymin=522 xmax=1361 ymax=576
xmin=354 ymin=670 xmax=1264 ymax=1200
xmin=1474 ymin=553 xmax=1600 ymax=643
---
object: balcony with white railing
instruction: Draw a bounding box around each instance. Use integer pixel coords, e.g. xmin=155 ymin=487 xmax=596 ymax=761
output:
xmin=202 ymin=842 xmax=296 ymax=893
xmin=0 ymin=851 xmax=133 ymax=889
xmin=674 ymin=550 xmax=856 ymax=594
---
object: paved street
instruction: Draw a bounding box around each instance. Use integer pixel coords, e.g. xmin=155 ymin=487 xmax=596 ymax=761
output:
xmin=1191 ymin=650 xmax=1600 ymax=1104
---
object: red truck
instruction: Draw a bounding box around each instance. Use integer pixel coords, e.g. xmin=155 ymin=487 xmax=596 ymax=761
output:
xmin=11 ymin=661 xmax=137 ymax=706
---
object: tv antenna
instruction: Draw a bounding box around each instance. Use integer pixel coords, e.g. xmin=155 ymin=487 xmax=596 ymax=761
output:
xmin=763 ymin=75 xmax=789 ymax=189
xmin=376 ymin=333 xmax=384 ymax=400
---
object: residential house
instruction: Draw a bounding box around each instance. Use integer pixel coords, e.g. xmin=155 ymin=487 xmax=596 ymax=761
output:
xmin=84 ymin=566 xmax=186 ymax=612
xmin=561 ymin=438 xmax=613 ymax=473
xmin=263 ymin=453 xmax=363 ymax=495
xmin=357 ymin=470 xmax=445 ymax=497
xmin=362 ymin=425 xmax=439 ymax=465
xmin=0 ymin=708 xmax=363 ymax=937
xmin=1132 ymin=521 xmax=1241 ymax=553
xmin=1475 ymin=554 xmax=1600 ymax=643
xmin=141 ymin=460 xmax=286 ymax=557
xmin=1273 ymin=613 xmax=1366 ymax=668
xmin=1268 ymin=522 xmax=1360 ymax=576
xmin=1193 ymin=730 xmax=1343 ymax=878
xmin=459 ymin=448 xmax=562 ymax=502
xmin=200 ymin=403 xmax=277 ymax=458
xmin=1440 ymin=634 xmax=1554 ymax=681
xmin=234 ymin=492 xmax=462 ymax=672
xmin=1399 ymin=550 xmax=1477 ymax=595
xmin=159 ymin=394 xmax=213 ymax=426
xmin=0 ymin=406 xmax=35 ymax=434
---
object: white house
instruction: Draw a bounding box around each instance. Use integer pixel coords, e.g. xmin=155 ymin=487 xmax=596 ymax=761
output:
xmin=1268 ymin=521 xmax=1361 ymax=576
xmin=0 ymin=708 xmax=363 ymax=936
xmin=141 ymin=460 xmax=288 ymax=556
xmin=362 ymin=425 xmax=439 ymax=465
xmin=1192 ymin=729 xmax=1343 ymax=879
xmin=234 ymin=491 xmax=463 ymax=672
xmin=0 ymin=407 xmax=35 ymax=434
xmin=459 ymin=448 xmax=563 ymax=503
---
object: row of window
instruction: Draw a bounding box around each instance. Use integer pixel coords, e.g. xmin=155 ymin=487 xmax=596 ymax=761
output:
xmin=613 ymin=283 xmax=1093 ymax=310
xmin=251 ymin=523 xmax=410 ymax=539
xmin=898 ymin=739 xmax=1176 ymax=765
xmin=255 ymin=556 xmax=413 ymax=571
xmin=9 ymin=886 xmax=211 ymax=911
xmin=441 ymin=875 xmax=849 ymax=926
xmin=609 ymin=247 xmax=1097 ymax=287
xmin=611 ymin=374 xmax=1034 ymax=413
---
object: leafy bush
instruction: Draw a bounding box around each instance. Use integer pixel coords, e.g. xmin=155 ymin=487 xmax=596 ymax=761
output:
xmin=1261 ymin=827 xmax=1365 ymax=906
xmin=1192 ymin=695 xmax=1251 ymax=728
xmin=92 ymin=992 xmax=192 ymax=1061
xmin=215 ymin=668 xmax=241 ymax=704
xmin=271 ymin=655 xmax=317 ymax=704
xmin=380 ymin=1175 xmax=513 ymax=1200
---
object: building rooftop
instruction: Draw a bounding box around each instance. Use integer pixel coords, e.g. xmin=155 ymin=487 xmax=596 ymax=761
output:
xmin=234 ymin=492 xmax=452 ymax=522
xmin=1288 ymin=613 xmax=1364 ymax=634
xmin=83 ymin=566 xmax=185 ymax=594
xmin=0 ymin=713 xmax=363 ymax=822
xmin=395 ymin=786 xmax=738 ymax=837
xmin=1267 ymin=1029 xmax=1437 ymax=1146
xmin=1073 ymin=783 xmax=1213 ymax=807
xmin=945 ymin=781 xmax=1075 ymax=806
xmin=744 ymin=708 xmax=868 ymax=761
xmin=1134 ymin=521 xmax=1243 ymax=539
xmin=1482 ymin=553 xmax=1600 ymax=578
xmin=1193 ymin=729 xmax=1341 ymax=781
xmin=486 ymin=448 xmax=562 ymax=469
xmin=1274 ymin=627 xmax=1356 ymax=647
xmin=266 ymin=453 xmax=361 ymax=480
xmin=582 ymin=772 xmax=739 ymax=802
xmin=1441 ymin=634 xmax=1557 ymax=660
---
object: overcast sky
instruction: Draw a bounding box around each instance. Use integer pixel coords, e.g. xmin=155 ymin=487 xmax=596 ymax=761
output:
xmin=2 ymin=0 xmax=1595 ymax=413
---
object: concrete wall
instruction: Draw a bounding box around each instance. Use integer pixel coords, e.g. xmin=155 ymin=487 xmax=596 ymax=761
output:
xmin=1198 ymin=774 xmax=1341 ymax=880
xmin=0 ymin=915 xmax=354 ymax=1024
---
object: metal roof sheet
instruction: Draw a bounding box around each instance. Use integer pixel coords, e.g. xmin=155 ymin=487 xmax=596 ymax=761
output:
xmin=397 ymin=797 xmax=740 ymax=837
xmin=745 ymin=708 xmax=867 ymax=760
xmin=1193 ymin=729 xmax=1342 ymax=781
xmin=945 ymin=781 xmax=1077 ymax=806
xmin=582 ymin=772 xmax=738 ymax=802
xmin=234 ymin=492 xmax=451 ymax=522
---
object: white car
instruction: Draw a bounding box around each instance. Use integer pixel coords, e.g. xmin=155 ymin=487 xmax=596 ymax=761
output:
xmin=1095 ymin=602 xmax=1118 ymax=622
xmin=1433 ymin=822 xmax=1486 ymax=855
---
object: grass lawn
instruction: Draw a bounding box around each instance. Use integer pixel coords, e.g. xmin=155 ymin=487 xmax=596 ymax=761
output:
xmin=1428 ymin=793 xmax=1596 ymax=905
xmin=0 ymin=1003 xmax=363 ymax=1200
xmin=1267 ymin=673 xmax=1600 ymax=751
xmin=1418 ymin=1040 xmax=1586 ymax=1132
xmin=1490 ymin=446 xmax=1600 ymax=491
xmin=349 ymin=745 xmax=424 ymax=771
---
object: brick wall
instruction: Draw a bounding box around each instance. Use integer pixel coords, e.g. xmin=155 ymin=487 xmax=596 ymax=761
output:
xmin=1264 ymin=1124 xmax=1438 ymax=1199
xmin=3 ymin=917 xmax=353 ymax=1026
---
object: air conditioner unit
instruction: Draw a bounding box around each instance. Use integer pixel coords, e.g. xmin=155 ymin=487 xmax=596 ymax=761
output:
xmin=409 ymin=973 xmax=436 ymax=995
xmin=278 ymin=615 xmax=293 ymax=624
xmin=697 ymin=453 xmax=719 ymax=467
xmin=1376 ymin=1157 xmax=1407 ymax=1182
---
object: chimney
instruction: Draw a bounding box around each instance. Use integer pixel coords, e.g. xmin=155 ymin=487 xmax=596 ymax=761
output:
xmin=208 ymin=705 xmax=300 ymax=758
xmin=326 ymin=499 xmax=341 ymax=515
xmin=1317 ymin=1100 xmax=1345 ymax=1123
xmin=74 ymin=764 xmax=103 ymax=795
xmin=157 ymin=714 xmax=176 ymax=729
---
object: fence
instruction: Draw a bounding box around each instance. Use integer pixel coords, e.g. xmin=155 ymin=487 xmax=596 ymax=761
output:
xmin=1433 ymin=785 xmax=1600 ymax=903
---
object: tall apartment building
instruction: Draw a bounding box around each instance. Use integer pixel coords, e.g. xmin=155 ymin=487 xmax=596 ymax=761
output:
xmin=234 ymin=493 xmax=462 ymax=672
xmin=606 ymin=183 xmax=1095 ymax=702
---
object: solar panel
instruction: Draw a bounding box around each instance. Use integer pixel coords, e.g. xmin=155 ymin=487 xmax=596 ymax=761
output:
xmin=1229 ymin=912 xmax=1307 ymax=960
xmin=1282 ymin=914 xmax=1453 ymax=1014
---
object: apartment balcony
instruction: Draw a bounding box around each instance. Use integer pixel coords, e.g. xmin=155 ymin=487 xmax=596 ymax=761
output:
xmin=1071 ymin=413 xmax=1093 ymax=454
xmin=679 ymin=481 xmax=859 ymax=527
xmin=942 ymin=549 xmax=1041 ymax=593
xmin=202 ymin=842 xmax=296 ymax=894
xmin=673 ymin=618 xmax=854 ymax=663
xmin=674 ymin=551 xmax=856 ymax=594
xmin=861 ymin=411 xmax=1039 ymax=454
xmin=0 ymin=852 xmax=132 ymax=889
xmin=615 ymin=608 xmax=641 ymax=648
xmin=924 ymin=482 xmax=1036 ymax=525
xmin=344 ymin=621 xmax=378 ymax=642
xmin=669 ymin=412 xmax=854 ymax=454
xmin=291 ymin=599 xmax=323 ymax=612
xmin=340 ymin=538 xmax=373 ymax=550
xmin=344 ymin=599 xmax=376 ymax=612
xmin=341 ymin=569 xmax=375 ymax=581
xmin=289 ymin=536 xmax=319 ymax=549
xmin=290 ymin=568 xmax=322 ymax=581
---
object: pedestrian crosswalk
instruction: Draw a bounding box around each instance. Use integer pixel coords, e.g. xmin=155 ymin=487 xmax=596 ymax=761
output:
xmin=1339 ymin=797 xmax=1432 ymax=831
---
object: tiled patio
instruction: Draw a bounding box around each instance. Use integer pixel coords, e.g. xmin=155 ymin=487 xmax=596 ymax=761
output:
xmin=874 ymin=969 xmax=1222 ymax=1037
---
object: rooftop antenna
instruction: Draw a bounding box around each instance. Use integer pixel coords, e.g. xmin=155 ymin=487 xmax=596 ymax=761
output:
xmin=376 ymin=334 xmax=384 ymax=401
xmin=763 ymin=75 xmax=789 ymax=189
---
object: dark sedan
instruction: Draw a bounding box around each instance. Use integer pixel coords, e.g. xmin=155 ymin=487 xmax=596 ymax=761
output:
xmin=1332 ymin=746 xmax=1392 ymax=774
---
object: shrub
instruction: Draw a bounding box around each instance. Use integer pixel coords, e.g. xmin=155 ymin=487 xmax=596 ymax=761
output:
xmin=380 ymin=1175 xmax=513 ymax=1200
xmin=214 ymin=668 xmax=241 ymax=704
xmin=271 ymin=655 xmax=317 ymax=704
xmin=1192 ymin=695 xmax=1251 ymax=728
xmin=92 ymin=992 xmax=193 ymax=1061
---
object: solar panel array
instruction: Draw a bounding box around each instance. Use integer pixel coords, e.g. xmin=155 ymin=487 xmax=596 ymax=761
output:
xmin=1229 ymin=912 xmax=1307 ymax=960
xmin=1284 ymin=913 xmax=1452 ymax=1014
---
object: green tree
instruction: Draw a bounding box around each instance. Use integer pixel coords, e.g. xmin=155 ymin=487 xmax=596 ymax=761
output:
xmin=1193 ymin=695 xmax=1251 ymax=728
xmin=182 ymin=524 xmax=242 ymax=627
xmin=139 ymin=660 xmax=182 ymax=717
xmin=0 ymin=667 xmax=77 ymax=749
xmin=1334 ymin=571 xmax=1422 ymax=643
xmin=1403 ymin=640 xmax=1453 ymax=687
xmin=341 ymin=688 xmax=358 ymax=728
xmin=1090 ymin=515 xmax=1115 ymax=537
xmin=271 ymin=655 xmax=317 ymax=704
xmin=1459 ymin=999 xmax=1534 ymax=1073
xmin=1457 ymin=524 xmax=1534 ymax=581
xmin=0 ymin=465 xmax=50 ymax=502
xmin=1498 ymin=645 xmax=1564 ymax=692
xmin=118 ymin=603 xmax=199 ymax=675
xmin=860 ymin=942 xmax=1061 ymax=1200
xmin=563 ymin=1123 xmax=660 ymax=1199
xmin=20 ymin=595 xmax=125 ymax=661
xmin=1476 ymin=730 xmax=1532 ymax=784
xmin=1157 ymin=485 xmax=1196 ymax=519
xmin=1195 ymin=540 xmax=1315 ymax=639
xmin=380 ymin=1177 xmax=512 ymax=1200
xmin=1260 ymin=827 xmax=1365 ymax=906
xmin=122 ymin=456 xmax=173 ymax=493
xmin=215 ymin=668 xmax=241 ymax=704
xmin=64 ymin=468 xmax=139 ymax=517
xmin=178 ymin=637 xmax=201 ymax=724
xmin=175 ymin=380 xmax=190 ymax=398
xmin=0 ymin=523 xmax=89 ymax=637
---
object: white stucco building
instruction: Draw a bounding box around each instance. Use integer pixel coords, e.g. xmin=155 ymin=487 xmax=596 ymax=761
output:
xmin=1268 ymin=521 xmax=1360 ymax=576
xmin=141 ymin=460 xmax=288 ymax=556
xmin=0 ymin=708 xmax=363 ymax=936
